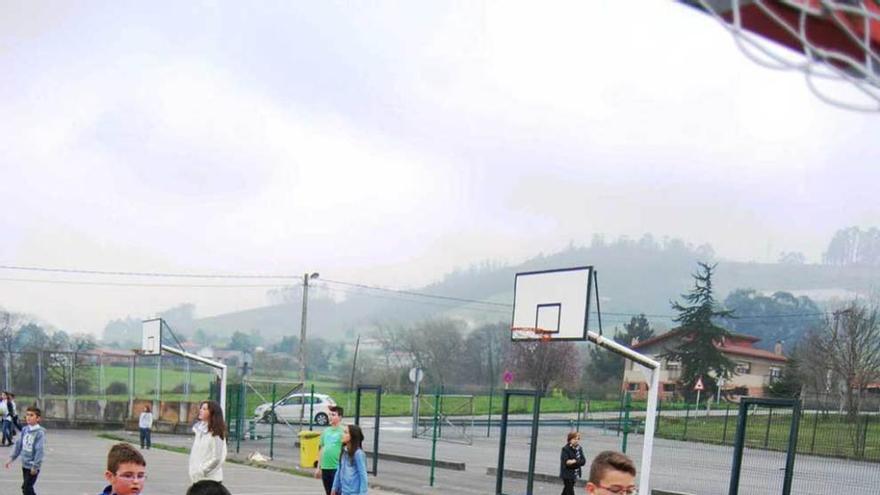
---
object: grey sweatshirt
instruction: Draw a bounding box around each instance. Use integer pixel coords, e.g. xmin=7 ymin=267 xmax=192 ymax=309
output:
xmin=10 ymin=424 xmax=46 ymax=470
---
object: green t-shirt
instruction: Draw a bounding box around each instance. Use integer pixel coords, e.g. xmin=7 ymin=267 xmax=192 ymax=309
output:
xmin=319 ymin=425 xmax=344 ymax=469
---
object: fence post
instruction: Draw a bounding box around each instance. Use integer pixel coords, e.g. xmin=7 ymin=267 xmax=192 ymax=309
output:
xmin=309 ymin=384 xmax=315 ymax=431
xmin=576 ymin=395 xmax=583 ymax=433
xmin=683 ymin=401 xmax=690 ymax=440
xmin=763 ymin=407 xmax=773 ymax=448
xmin=861 ymin=414 xmax=869 ymax=458
xmin=37 ymin=352 xmax=43 ymax=402
xmin=155 ymin=355 xmax=161 ymax=404
xmin=722 ymin=402 xmax=730 ymax=444
xmin=810 ymin=409 xmax=819 ymax=454
xmin=430 ymin=391 xmax=440 ymax=487
xmin=269 ymin=383 xmax=276 ymax=459
xmin=486 ymin=385 xmax=494 ymax=438
xmin=621 ymin=392 xmax=632 ymax=453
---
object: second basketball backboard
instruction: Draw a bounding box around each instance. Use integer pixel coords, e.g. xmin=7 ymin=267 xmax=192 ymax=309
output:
xmin=511 ymin=266 xmax=593 ymax=341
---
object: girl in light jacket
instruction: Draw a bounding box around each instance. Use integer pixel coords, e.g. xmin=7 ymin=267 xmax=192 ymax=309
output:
xmin=331 ymin=424 xmax=368 ymax=495
xmin=139 ymin=405 xmax=153 ymax=449
xmin=189 ymin=400 xmax=227 ymax=483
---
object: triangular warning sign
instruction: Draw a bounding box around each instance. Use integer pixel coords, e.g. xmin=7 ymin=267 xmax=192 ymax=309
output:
xmin=694 ymin=377 xmax=705 ymax=391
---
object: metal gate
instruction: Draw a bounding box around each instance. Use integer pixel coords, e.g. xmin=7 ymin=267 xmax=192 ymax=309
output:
xmin=729 ymin=397 xmax=801 ymax=495
xmin=415 ymin=393 xmax=475 ymax=445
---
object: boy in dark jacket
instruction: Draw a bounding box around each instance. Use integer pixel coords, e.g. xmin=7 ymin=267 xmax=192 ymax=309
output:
xmin=559 ymin=431 xmax=585 ymax=495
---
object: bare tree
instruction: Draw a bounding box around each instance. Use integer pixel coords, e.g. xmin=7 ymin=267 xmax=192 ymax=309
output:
xmin=506 ymin=341 xmax=580 ymax=394
xmin=814 ymin=303 xmax=880 ymax=419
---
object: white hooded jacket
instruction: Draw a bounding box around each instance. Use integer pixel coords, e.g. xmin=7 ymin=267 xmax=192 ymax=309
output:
xmin=188 ymin=421 xmax=227 ymax=482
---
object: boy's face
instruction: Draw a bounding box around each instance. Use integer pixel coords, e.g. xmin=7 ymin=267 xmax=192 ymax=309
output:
xmin=585 ymin=468 xmax=636 ymax=495
xmin=105 ymin=461 xmax=146 ymax=495
xmin=329 ymin=409 xmax=341 ymax=426
xmin=25 ymin=411 xmax=39 ymax=426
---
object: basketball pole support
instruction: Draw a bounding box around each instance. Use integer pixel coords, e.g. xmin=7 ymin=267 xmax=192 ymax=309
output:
xmin=160 ymin=344 xmax=228 ymax=415
xmin=587 ymin=330 xmax=659 ymax=495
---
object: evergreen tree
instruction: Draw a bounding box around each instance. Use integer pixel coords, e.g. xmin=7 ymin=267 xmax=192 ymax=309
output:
xmin=663 ymin=262 xmax=736 ymax=397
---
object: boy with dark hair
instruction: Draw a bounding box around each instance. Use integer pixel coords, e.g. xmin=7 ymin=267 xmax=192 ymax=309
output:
xmin=101 ymin=443 xmax=147 ymax=495
xmin=187 ymin=480 xmax=232 ymax=495
xmin=4 ymin=406 xmax=46 ymax=495
xmin=314 ymin=405 xmax=344 ymax=495
xmin=586 ymin=451 xmax=637 ymax=495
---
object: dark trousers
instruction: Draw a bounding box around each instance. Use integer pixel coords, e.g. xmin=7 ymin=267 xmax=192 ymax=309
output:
xmin=2 ymin=421 xmax=12 ymax=445
xmin=561 ymin=479 xmax=576 ymax=495
xmin=321 ymin=468 xmax=336 ymax=495
xmin=22 ymin=468 xmax=39 ymax=495
xmin=139 ymin=428 xmax=151 ymax=449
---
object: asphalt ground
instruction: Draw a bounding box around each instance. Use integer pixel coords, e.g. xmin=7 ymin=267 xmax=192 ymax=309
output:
xmin=0 ymin=429 xmax=402 ymax=495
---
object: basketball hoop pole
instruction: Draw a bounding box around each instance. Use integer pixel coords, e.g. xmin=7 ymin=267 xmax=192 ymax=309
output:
xmin=587 ymin=330 xmax=659 ymax=495
xmin=160 ymin=344 xmax=228 ymax=415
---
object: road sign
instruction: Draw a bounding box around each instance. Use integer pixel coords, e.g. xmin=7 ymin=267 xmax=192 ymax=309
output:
xmin=503 ymin=370 xmax=513 ymax=385
xmin=694 ymin=377 xmax=705 ymax=391
xmin=408 ymin=367 xmax=424 ymax=384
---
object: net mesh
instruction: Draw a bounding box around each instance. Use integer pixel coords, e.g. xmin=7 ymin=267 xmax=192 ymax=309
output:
xmin=692 ymin=0 xmax=880 ymax=111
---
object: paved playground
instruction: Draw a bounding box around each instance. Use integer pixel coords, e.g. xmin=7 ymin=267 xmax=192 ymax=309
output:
xmin=0 ymin=429 xmax=400 ymax=495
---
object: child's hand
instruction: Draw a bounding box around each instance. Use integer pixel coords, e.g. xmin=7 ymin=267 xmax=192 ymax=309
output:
xmin=4 ymin=461 xmax=10 ymax=469
xmin=29 ymin=468 xmax=37 ymax=475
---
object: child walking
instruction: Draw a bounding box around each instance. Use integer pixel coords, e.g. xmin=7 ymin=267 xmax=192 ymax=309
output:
xmin=4 ymin=406 xmax=46 ymax=495
xmin=331 ymin=424 xmax=368 ymax=495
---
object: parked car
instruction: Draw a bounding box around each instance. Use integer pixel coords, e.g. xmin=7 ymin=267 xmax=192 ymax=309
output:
xmin=253 ymin=393 xmax=336 ymax=426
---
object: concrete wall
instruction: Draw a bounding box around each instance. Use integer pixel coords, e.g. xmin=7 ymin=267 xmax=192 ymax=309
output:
xmin=36 ymin=398 xmax=201 ymax=432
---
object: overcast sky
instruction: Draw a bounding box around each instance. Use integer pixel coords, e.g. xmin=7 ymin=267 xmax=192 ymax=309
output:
xmin=1 ymin=1 xmax=877 ymax=336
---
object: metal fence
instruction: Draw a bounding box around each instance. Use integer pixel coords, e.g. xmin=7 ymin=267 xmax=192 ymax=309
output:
xmin=0 ymin=350 xmax=217 ymax=405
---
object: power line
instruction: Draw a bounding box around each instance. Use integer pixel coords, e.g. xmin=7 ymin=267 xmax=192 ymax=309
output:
xmin=320 ymin=278 xmax=511 ymax=308
xmin=0 ymin=277 xmax=290 ymax=289
xmin=0 ymin=264 xmax=299 ymax=280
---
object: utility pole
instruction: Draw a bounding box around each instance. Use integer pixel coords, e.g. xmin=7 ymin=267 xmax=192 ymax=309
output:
xmin=299 ymin=272 xmax=319 ymax=385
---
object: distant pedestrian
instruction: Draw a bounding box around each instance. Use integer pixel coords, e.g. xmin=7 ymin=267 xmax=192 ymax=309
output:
xmin=4 ymin=406 xmax=46 ymax=495
xmin=9 ymin=393 xmax=21 ymax=433
xmin=138 ymin=405 xmax=153 ymax=449
xmin=0 ymin=392 xmax=13 ymax=446
xmin=187 ymin=480 xmax=232 ymax=495
xmin=559 ymin=431 xmax=585 ymax=495
xmin=189 ymin=400 xmax=227 ymax=483
xmin=331 ymin=424 xmax=368 ymax=495
xmin=314 ymin=405 xmax=344 ymax=495
xmin=585 ymin=450 xmax=637 ymax=495
xmin=100 ymin=443 xmax=147 ymax=495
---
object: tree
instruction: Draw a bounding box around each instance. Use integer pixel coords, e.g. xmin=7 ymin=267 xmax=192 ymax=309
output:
xmin=722 ymin=289 xmax=823 ymax=351
xmin=823 ymin=226 xmax=880 ymax=266
xmin=812 ymin=303 xmax=880 ymax=419
xmin=663 ymin=262 xmax=736 ymax=397
xmin=228 ymin=331 xmax=255 ymax=353
xmin=507 ymin=341 xmax=580 ymax=394
xmin=102 ymin=317 xmax=142 ymax=348
xmin=586 ymin=314 xmax=655 ymax=391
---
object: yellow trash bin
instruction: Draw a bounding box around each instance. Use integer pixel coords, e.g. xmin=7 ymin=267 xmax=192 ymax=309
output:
xmin=298 ymin=431 xmax=321 ymax=468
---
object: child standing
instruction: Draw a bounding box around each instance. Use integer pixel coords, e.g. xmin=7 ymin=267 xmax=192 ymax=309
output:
xmin=331 ymin=424 xmax=368 ymax=495
xmin=189 ymin=400 xmax=227 ymax=483
xmin=4 ymin=406 xmax=46 ymax=495
xmin=0 ymin=392 xmax=12 ymax=446
xmin=138 ymin=405 xmax=153 ymax=450
xmin=559 ymin=431 xmax=585 ymax=495
xmin=100 ymin=443 xmax=147 ymax=495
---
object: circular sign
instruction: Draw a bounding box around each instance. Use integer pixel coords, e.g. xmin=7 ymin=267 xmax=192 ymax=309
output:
xmin=503 ymin=370 xmax=514 ymax=384
xmin=408 ymin=367 xmax=424 ymax=384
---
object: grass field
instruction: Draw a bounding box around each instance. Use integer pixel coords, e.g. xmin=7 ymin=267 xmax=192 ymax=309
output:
xmin=656 ymin=409 xmax=880 ymax=461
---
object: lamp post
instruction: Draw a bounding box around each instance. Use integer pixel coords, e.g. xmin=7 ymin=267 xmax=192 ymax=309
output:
xmin=299 ymin=272 xmax=319 ymax=386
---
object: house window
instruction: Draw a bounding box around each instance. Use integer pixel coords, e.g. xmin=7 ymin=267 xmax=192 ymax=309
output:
xmin=662 ymin=383 xmax=676 ymax=392
xmin=769 ymin=367 xmax=782 ymax=381
xmin=735 ymin=362 xmax=751 ymax=374
xmin=627 ymin=382 xmax=640 ymax=391
xmin=665 ymin=360 xmax=680 ymax=371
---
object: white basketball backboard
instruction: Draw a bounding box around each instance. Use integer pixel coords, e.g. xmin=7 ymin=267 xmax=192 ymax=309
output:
xmin=511 ymin=266 xmax=593 ymax=341
xmin=142 ymin=319 xmax=163 ymax=355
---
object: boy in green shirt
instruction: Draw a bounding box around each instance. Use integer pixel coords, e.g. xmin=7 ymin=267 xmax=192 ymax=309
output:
xmin=313 ymin=405 xmax=344 ymax=495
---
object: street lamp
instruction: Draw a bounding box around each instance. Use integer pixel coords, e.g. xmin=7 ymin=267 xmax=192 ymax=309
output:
xmin=299 ymin=272 xmax=319 ymax=386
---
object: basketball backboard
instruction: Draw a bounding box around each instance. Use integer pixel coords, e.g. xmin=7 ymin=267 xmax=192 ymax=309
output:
xmin=511 ymin=266 xmax=593 ymax=341
xmin=141 ymin=318 xmax=162 ymax=356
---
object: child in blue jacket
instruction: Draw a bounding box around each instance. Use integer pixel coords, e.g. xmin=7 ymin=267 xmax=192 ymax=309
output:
xmin=5 ymin=406 xmax=46 ymax=495
xmin=331 ymin=424 xmax=368 ymax=495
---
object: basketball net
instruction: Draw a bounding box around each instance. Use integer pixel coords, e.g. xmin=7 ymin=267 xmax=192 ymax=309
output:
xmin=694 ymin=0 xmax=880 ymax=112
xmin=510 ymin=326 xmax=555 ymax=342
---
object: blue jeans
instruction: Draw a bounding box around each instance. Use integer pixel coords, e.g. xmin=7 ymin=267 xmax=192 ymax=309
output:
xmin=22 ymin=467 xmax=39 ymax=495
xmin=139 ymin=428 xmax=151 ymax=449
xmin=1 ymin=420 xmax=12 ymax=445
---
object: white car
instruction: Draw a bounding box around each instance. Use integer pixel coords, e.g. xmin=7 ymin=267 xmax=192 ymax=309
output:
xmin=254 ymin=393 xmax=336 ymax=426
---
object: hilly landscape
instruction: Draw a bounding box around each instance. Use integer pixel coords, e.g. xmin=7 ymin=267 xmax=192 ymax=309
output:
xmin=190 ymin=236 xmax=880 ymax=349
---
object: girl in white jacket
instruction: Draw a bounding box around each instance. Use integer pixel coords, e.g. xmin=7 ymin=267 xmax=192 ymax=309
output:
xmin=189 ymin=400 xmax=227 ymax=483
